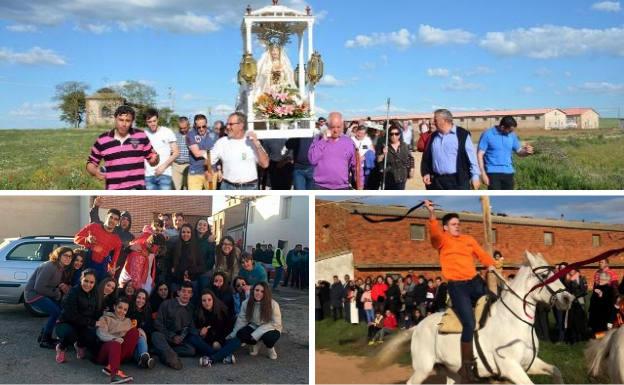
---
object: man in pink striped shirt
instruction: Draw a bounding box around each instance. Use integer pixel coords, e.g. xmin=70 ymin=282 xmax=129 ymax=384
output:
xmin=86 ymin=106 xmax=159 ymax=190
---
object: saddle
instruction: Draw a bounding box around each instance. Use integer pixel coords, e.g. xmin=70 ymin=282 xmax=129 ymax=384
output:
xmin=437 ymin=295 xmax=494 ymax=334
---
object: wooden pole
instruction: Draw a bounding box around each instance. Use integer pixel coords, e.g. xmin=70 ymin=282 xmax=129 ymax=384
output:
xmin=481 ymin=195 xmax=499 ymax=294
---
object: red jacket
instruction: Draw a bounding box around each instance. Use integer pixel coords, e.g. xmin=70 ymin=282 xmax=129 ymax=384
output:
xmin=74 ymin=223 xmax=122 ymax=270
xmin=371 ymin=282 xmax=388 ymax=301
xmin=383 ymin=313 xmax=398 ymax=329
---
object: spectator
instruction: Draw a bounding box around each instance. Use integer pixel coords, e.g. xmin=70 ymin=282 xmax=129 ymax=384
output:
xmin=143 ymin=108 xmax=179 ymax=190
xmin=371 ymin=276 xmax=388 ymax=313
xmin=74 ymin=208 xmax=123 ymax=281
xmin=367 ymin=310 xmax=383 ymax=345
xmin=150 ymin=282 xmax=170 ymax=319
xmin=286 ymin=135 xmax=315 ymax=190
xmin=211 ymin=272 xmax=235 ymax=321
xmin=190 ymin=289 xmax=234 ymax=362
xmin=432 ymin=276 xmax=448 ymax=312
xmin=25 ymin=247 xmax=73 ymax=349
xmin=170 ymin=224 xmax=204 ymax=297
xmin=593 ymin=259 xmax=619 ymax=289
xmin=271 ymin=242 xmax=286 ymax=290
xmin=346 ymin=281 xmax=359 ymax=324
xmin=262 ymin=138 xmax=293 ymax=190
xmin=308 ymin=112 xmax=361 ymax=190
xmin=232 ymin=277 xmax=251 ymax=317
xmin=376 ymin=122 xmax=414 ymax=190
xmin=361 ymin=283 xmax=374 ymax=324
xmin=239 ymin=252 xmax=268 ymax=286
xmin=172 ymin=116 xmax=191 ymax=190
xmin=95 ymin=297 xmax=139 ymax=384
xmin=186 ymin=114 xmax=217 ymax=190
xmin=213 ymin=236 xmax=241 ymax=285
xmin=563 ymin=269 xmax=588 ymax=344
xmin=151 ymin=282 xmax=196 ymax=369
xmin=195 ymin=219 xmax=216 ymax=290
xmin=62 ymin=248 xmax=86 ymax=287
xmin=329 ymin=276 xmax=344 ymax=321
xmin=370 ymin=309 xmax=398 ymax=344
xmin=402 ymin=120 xmax=414 ymax=149
xmin=589 ymin=271 xmax=618 ymax=336
xmin=421 ymin=109 xmax=480 ymax=190
xmin=128 ymin=289 xmax=155 ymax=369
xmin=98 ymin=277 xmax=118 ymax=314
xmin=385 ymin=276 xmax=401 ymax=317
xmin=118 ymin=233 xmax=166 ymax=292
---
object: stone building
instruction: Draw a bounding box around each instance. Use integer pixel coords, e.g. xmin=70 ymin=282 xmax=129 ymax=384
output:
xmin=85 ymin=88 xmax=126 ymax=127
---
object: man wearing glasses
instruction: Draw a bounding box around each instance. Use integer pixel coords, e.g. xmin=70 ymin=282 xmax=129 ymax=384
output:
xmin=210 ymin=112 xmax=269 ymax=190
xmin=186 ymin=114 xmax=217 ymax=190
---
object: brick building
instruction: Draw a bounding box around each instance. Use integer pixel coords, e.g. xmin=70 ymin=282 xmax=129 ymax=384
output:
xmin=315 ymin=200 xmax=624 ymax=283
xmin=91 ymin=196 xmax=212 ymax=235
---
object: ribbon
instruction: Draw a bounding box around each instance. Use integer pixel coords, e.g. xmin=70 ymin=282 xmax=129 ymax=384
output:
xmin=523 ymin=247 xmax=624 ymax=315
xmin=353 ymin=201 xmax=427 ymax=223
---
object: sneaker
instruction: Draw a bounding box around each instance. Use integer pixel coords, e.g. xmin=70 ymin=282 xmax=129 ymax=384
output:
xmin=368 ymin=340 xmax=375 ymax=346
xmin=267 ymin=347 xmax=277 ymax=360
xmin=55 ymin=344 xmax=66 ymax=364
xmin=39 ymin=334 xmax=56 ymax=349
xmin=138 ymin=352 xmax=155 ymax=369
xmin=74 ymin=342 xmax=86 ymax=359
xmin=110 ymin=370 xmax=133 ymax=384
xmin=222 ymin=354 xmax=236 ymax=365
xmin=249 ymin=344 xmax=259 ymax=356
xmin=102 ymin=365 xmax=112 ymax=376
xmin=199 ymin=356 xmax=212 ymax=368
xmin=377 ymin=340 xmax=384 ymax=345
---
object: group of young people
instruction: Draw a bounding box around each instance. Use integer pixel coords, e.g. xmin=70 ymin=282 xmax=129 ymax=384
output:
xmin=24 ymin=202 xmax=285 ymax=384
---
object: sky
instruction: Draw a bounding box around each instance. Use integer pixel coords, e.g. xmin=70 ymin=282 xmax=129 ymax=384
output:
xmin=1 ymin=0 xmax=623 ymax=129
xmin=322 ymin=195 xmax=624 ymax=224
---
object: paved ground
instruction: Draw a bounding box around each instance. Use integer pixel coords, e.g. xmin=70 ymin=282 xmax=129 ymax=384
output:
xmin=406 ymin=151 xmax=425 ymax=190
xmin=0 ymin=286 xmax=309 ymax=384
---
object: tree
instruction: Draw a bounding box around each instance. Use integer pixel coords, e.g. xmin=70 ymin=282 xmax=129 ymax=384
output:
xmin=54 ymin=81 xmax=89 ymax=128
xmin=113 ymin=81 xmax=157 ymax=127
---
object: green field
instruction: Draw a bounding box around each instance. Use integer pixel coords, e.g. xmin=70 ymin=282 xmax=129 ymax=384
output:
xmin=0 ymin=126 xmax=622 ymax=189
xmin=316 ymin=318 xmax=607 ymax=384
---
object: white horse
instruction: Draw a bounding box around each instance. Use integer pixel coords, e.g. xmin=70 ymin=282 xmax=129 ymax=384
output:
xmin=377 ymin=251 xmax=575 ymax=384
xmin=585 ymin=327 xmax=624 ymax=383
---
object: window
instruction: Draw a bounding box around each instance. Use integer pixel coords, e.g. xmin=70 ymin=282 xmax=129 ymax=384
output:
xmin=471 ymin=118 xmax=476 ymax=122
xmin=6 ymin=242 xmax=72 ymax=262
xmin=534 ymin=115 xmax=540 ymax=120
xmin=521 ymin=116 xmax=527 ymax=121
xmin=491 ymin=228 xmax=497 ymax=244
xmin=544 ymin=232 xmax=554 ymax=246
xmin=482 ymin=117 xmax=488 ymax=122
xmin=410 ymin=224 xmax=425 ymax=240
xmin=592 ymin=234 xmax=601 ymax=247
xmin=101 ymin=106 xmax=112 ymax=118
xmin=280 ymin=197 xmax=292 ymax=219
xmin=460 ymin=118 xmax=465 ymax=122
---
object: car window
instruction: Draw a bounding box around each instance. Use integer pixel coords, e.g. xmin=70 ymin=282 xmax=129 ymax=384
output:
xmin=6 ymin=241 xmax=75 ymax=262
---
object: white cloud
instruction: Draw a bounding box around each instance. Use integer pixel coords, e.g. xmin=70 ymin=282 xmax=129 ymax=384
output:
xmin=521 ymin=86 xmax=535 ymax=94
xmin=6 ymin=24 xmax=37 ymax=32
xmin=0 ymin=0 xmax=266 ymax=34
xmin=576 ymin=82 xmax=624 ymax=93
xmin=75 ymin=23 xmax=110 ymax=34
xmin=534 ymin=67 xmax=552 ymax=77
xmin=360 ymin=62 xmax=376 ymax=71
xmin=213 ymin=104 xmax=234 ymax=114
xmin=465 ymin=66 xmax=494 ymax=76
xmin=427 ymin=68 xmax=450 ymax=77
xmin=9 ymin=101 xmax=57 ymax=120
xmin=592 ymin=1 xmax=621 ymax=12
xmin=318 ymin=74 xmax=346 ymax=87
xmin=0 ymin=46 xmax=66 ymax=65
xmin=418 ymin=24 xmax=474 ymax=45
xmin=374 ymin=104 xmax=409 ymax=113
xmin=443 ymin=76 xmax=482 ymax=91
xmin=480 ymin=25 xmax=624 ymax=58
xmin=345 ymin=28 xmax=415 ymax=49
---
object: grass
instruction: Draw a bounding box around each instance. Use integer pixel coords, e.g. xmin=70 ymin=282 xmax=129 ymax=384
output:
xmin=514 ymin=134 xmax=624 ymax=189
xmin=0 ymin=128 xmax=105 ymax=190
xmin=316 ymin=318 xmax=608 ymax=384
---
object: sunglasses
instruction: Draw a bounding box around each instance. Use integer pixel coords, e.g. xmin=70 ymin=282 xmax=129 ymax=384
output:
xmin=196 ymin=125 xmax=208 ymax=129
xmin=390 ymin=132 xmax=401 ymax=136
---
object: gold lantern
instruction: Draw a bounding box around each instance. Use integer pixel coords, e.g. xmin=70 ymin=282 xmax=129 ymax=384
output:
xmin=306 ymin=51 xmax=324 ymax=86
xmin=239 ymin=53 xmax=257 ymax=85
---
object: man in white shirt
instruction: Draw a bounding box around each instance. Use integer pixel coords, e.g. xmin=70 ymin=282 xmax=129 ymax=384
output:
xmin=144 ymin=108 xmax=179 ymax=190
xmin=351 ymin=124 xmax=373 ymax=158
xmin=210 ymin=112 xmax=269 ymax=190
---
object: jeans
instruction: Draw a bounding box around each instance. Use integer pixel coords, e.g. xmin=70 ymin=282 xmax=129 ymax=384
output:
xmin=364 ymin=309 xmax=375 ymax=324
xmin=272 ymin=267 xmax=284 ymax=289
xmin=292 ymin=165 xmax=315 ymax=190
xmin=29 ymin=296 xmax=61 ymax=334
xmin=145 ymin=174 xmax=173 ymax=190
xmin=55 ymin=322 xmax=99 ymax=351
xmin=447 ymin=275 xmax=487 ymax=342
xmin=220 ymin=181 xmax=257 ymax=190
xmin=133 ymin=333 xmax=149 ymax=362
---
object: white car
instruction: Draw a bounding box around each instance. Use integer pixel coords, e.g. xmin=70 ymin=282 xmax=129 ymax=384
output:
xmin=0 ymin=235 xmax=77 ymax=316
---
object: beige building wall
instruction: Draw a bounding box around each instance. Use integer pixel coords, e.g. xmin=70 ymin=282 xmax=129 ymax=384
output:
xmin=0 ymin=197 xmax=91 ymax=240
xmin=543 ymin=109 xmax=567 ymax=130
xmin=580 ymin=110 xmax=600 ymax=129
xmin=454 ymin=114 xmax=548 ymax=131
xmin=316 ymin=253 xmax=354 ymax=283
xmin=85 ymin=98 xmax=124 ymax=127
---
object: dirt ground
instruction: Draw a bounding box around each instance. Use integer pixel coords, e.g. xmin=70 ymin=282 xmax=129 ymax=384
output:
xmin=315 ymin=350 xmax=412 ymax=384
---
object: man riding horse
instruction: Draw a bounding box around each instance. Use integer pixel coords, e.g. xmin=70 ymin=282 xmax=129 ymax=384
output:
xmin=424 ymin=200 xmax=502 ymax=383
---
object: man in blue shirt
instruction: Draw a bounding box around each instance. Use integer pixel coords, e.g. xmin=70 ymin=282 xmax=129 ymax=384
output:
xmin=420 ymin=109 xmax=481 ymax=190
xmin=477 ymin=116 xmax=534 ymax=190
xmin=239 ymin=253 xmax=268 ymax=286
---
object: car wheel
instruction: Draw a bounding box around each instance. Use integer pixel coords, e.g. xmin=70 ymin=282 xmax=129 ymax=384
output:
xmin=24 ymin=301 xmax=48 ymax=317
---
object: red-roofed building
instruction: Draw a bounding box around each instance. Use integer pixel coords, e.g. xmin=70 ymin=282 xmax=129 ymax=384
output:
xmin=349 ymin=107 xmax=599 ymax=131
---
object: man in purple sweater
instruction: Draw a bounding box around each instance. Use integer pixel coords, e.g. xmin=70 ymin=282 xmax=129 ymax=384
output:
xmin=308 ymin=112 xmax=362 ymax=190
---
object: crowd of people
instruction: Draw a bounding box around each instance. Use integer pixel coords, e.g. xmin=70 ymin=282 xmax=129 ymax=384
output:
xmin=23 ymin=198 xmax=307 ymax=383
xmin=86 ymin=105 xmax=532 ymax=191
xmin=316 ymin=259 xmax=624 ymax=346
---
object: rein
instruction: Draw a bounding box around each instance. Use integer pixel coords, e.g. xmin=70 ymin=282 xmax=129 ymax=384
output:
xmin=353 ymin=201 xmax=427 ymax=223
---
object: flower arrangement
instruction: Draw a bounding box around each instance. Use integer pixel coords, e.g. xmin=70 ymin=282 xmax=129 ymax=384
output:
xmin=253 ymin=87 xmax=310 ymax=120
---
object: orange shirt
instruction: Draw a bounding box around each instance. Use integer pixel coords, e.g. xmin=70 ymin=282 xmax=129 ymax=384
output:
xmin=428 ymin=218 xmax=495 ymax=281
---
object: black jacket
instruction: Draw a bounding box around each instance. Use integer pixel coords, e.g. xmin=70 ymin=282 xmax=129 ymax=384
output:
xmin=421 ymin=126 xmax=472 ymax=188
xmin=59 ymin=285 xmax=100 ymax=328
xmin=330 ymin=282 xmax=344 ymax=307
